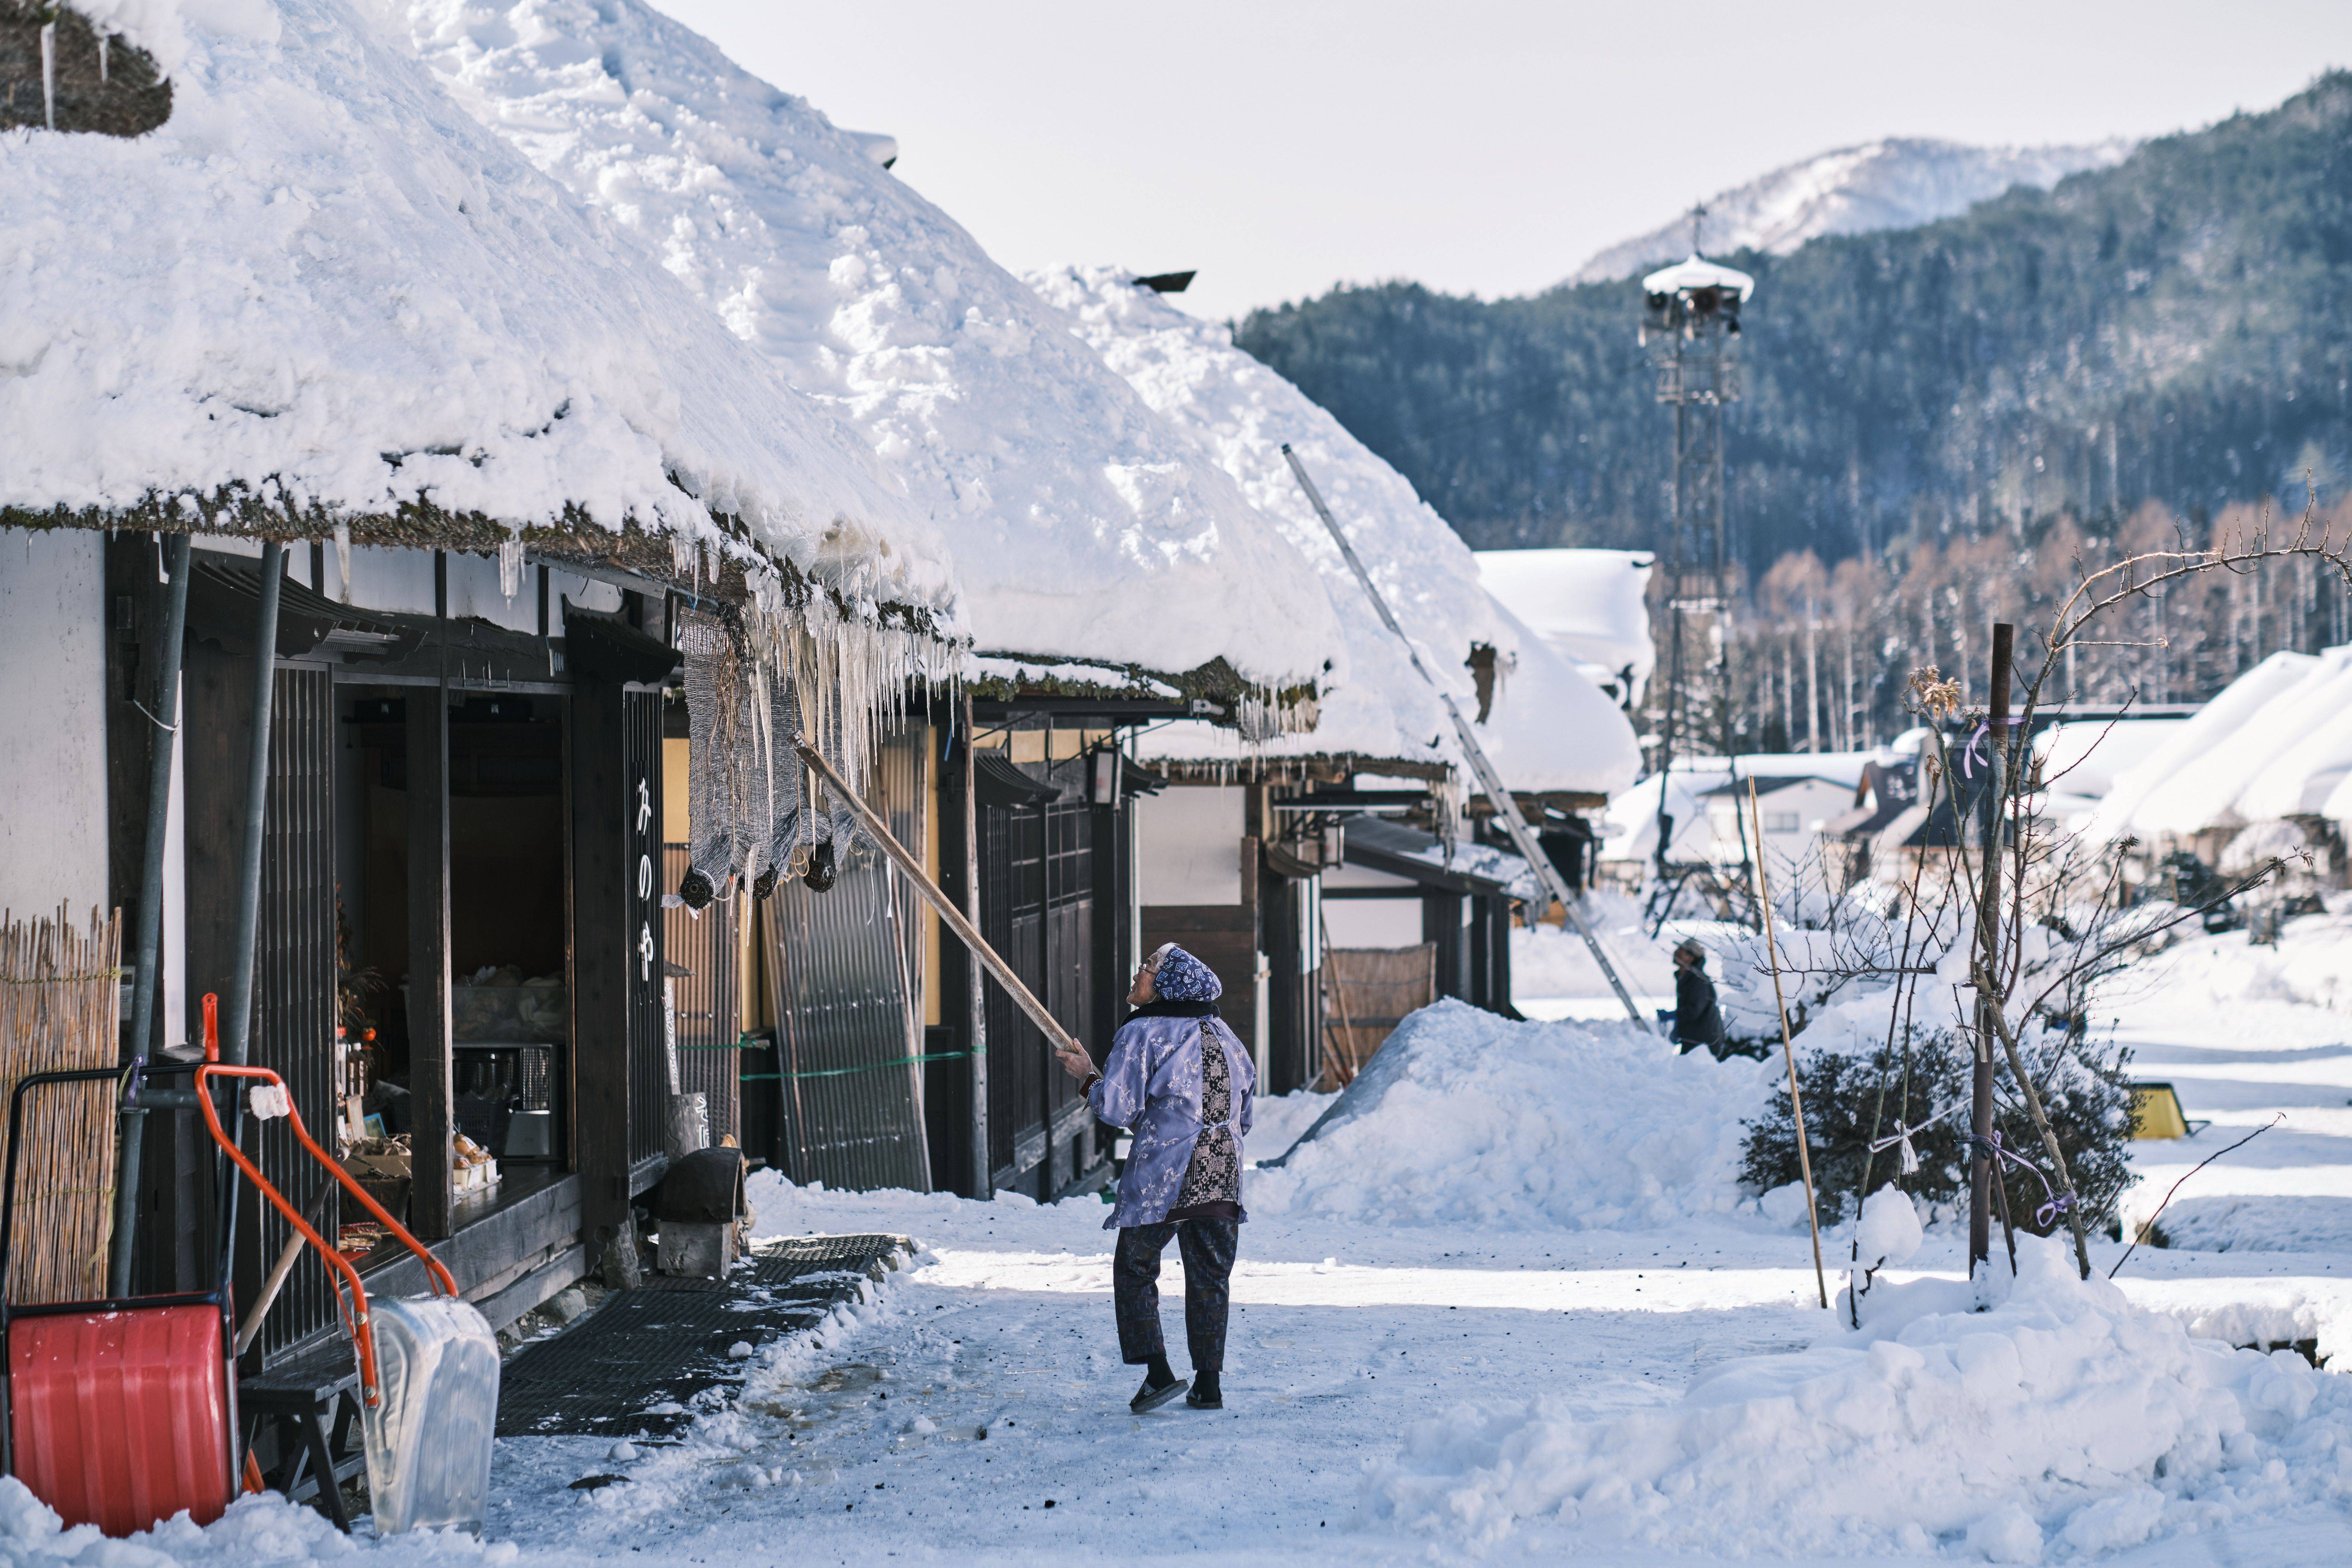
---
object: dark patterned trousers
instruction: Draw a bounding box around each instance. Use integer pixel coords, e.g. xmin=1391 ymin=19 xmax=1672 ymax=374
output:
xmin=1112 ymin=1217 xmax=1239 ymax=1374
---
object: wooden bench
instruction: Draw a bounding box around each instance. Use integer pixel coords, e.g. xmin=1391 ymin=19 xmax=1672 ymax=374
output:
xmin=240 ymin=1338 xmax=368 ymax=1530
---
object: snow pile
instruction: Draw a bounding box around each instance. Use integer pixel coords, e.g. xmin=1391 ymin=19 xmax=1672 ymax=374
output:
xmin=3 ymin=0 xmax=951 ymax=618
xmin=1251 ymin=1000 xmax=1769 ymax=1230
xmin=1029 ymin=264 xmax=1638 ymax=793
xmin=1371 ymin=1235 xmax=2352 ymax=1557
xmin=1510 ymin=895 xmax=1677 ymax=1003
xmin=0 ymin=1476 xmax=521 ymax=1563
xmin=1473 ymin=548 xmax=1654 ymax=706
xmin=386 ymin=0 xmax=1340 ymax=692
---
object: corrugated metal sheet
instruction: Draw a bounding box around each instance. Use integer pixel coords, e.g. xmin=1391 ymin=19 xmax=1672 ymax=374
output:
xmin=662 ymin=845 xmax=739 ymax=1145
xmin=249 ymin=666 xmax=338 ymax=1366
xmin=761 ymin=726 xmax=928 ymax=1191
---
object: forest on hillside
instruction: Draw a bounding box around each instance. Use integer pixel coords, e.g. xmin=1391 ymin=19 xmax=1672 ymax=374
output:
xmin=1706 ymin=495 xmax=2352 ymax=756
xmin=1237 ymin=72 xmax=2352 ymax=729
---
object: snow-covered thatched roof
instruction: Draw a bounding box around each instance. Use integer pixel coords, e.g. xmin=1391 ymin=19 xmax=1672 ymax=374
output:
xmin=2089 ymin=648 xmax=2352 ymax=839
xmin=1474 ymin=548 xmax=1655 ymax=706
xmin=1029 ymin=265 xmax=1641 ymax=797
xmin=0 ymin=0 xmax=957 ymax=628
xmin=384 ymin=0 xmax=1341 ymax=706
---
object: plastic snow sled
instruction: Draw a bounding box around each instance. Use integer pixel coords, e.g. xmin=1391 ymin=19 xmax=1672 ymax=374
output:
xmin=1 ymin=1063 xmax=241 ymax=1537
xmin=194 ymin=1058 xmax=500 ymax=1535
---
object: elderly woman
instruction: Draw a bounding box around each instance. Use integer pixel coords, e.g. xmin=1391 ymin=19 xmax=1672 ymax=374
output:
xmin=1054 ymin=942 xmax=1255 ymax=1413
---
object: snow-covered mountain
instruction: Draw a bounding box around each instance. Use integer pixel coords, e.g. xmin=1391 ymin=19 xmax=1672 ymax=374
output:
xmin=1568 ymin=136 xmax=2133 ymax=285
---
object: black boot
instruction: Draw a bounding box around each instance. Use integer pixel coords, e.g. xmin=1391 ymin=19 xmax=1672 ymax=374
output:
xmin=1186 ymin=1372 xmax=1222 ymax=1410
xmin=1130 ymin=1355 xmax=1185 ymax=1413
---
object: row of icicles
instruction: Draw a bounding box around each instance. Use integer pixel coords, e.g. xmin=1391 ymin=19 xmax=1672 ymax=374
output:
xmin=35 ymin=21 xmax=111 ymax=133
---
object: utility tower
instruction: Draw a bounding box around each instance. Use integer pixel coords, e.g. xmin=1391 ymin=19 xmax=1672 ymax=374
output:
xmin=1639 ymin=216 xmax=1753 ymax=878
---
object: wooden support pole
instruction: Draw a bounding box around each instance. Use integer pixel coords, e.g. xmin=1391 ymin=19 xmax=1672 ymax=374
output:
xmin=798 ymin=741 xmax=1080 ymax=1061
xmin=1751 ymin=778 xmax=1830 ymax=1310
xmin=961 ymin=697 xmax=990 ymax=1199
xmin=1969 ymin=623 xmax=2014 ymax=1277
xmin=406 ymin=681 xmax=453 ymax=1241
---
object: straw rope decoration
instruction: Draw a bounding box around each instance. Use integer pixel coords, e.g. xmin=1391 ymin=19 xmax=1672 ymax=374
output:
xmin=0 ymin=905 xmax=122 ymax=1306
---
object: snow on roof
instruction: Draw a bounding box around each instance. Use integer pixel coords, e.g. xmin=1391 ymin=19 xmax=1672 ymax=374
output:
xmin=1640 ymin=253 xmax=1756 ymax=300
xmin=1473 ymin=549 xmax=1655 ymax=703
xmin=387 ymin=0 xmax=1339 ymax=695
xmin=1030 ymin=265 xmax=1639 ymax=796
xmin=1602 ymin=753 xmax=1877 ymax=862
xmin=2093 ymin=649 xmax=2347 ymax=839
xmin=2 ymin=0 xmax=952 ymax=621
xmin=2030 ymin=718 xmax=2189 ymax=802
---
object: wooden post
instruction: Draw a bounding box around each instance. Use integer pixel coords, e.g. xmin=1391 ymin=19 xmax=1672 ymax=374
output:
xmin=571 ymin=674 xmax=632 ymax=1234
xmin=405 ymin=682 xmax=453 ymax=1241
xmin=1968 ymin=623 xmax=2014 ymax=1277
xmin=961 ymin=695 xmax=990 ymax=1199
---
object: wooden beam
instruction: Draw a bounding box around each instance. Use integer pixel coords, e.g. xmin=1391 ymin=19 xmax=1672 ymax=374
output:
xmin=406 ymin=684 xmax=453 ymax=1241
xmin=569 ymin=675 xmax=632 ymax=1235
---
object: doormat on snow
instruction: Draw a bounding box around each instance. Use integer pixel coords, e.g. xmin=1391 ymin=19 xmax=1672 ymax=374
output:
xmin=496 ymin=1233 xmax=914 ymax=1438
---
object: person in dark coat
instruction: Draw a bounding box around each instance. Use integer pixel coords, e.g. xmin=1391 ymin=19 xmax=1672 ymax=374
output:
xmin=1670 ymin=938 xmax=1727 ymax=1055
xmin=1053 ymin=942 xmax=1254 ymax=1413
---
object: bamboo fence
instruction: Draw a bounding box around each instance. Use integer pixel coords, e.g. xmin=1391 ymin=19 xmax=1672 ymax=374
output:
xmin=0 ymin=905 xmax=122 ymax=1306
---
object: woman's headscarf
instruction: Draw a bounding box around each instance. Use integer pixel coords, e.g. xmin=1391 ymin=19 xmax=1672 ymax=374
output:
xmin=1145 ymin=942 xmax=1223 ymax=1003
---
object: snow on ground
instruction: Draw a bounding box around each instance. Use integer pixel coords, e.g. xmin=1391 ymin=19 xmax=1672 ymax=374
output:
xmin=21 ymin=919 xmax=2352 ymax=1563
xmin=384 ymin=0 xmax=1340 ymax=693
xmin=1375 ymin=1234 xmax=2352 ymax=1560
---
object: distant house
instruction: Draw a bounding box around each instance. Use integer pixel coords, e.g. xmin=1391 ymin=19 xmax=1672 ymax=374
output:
xmin=1695 ymin=774 xmax=1858 ymax=884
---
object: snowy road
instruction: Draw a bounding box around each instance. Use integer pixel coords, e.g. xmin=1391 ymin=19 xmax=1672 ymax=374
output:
xmin=13 ymin=923 xmax=2352 ymax=1564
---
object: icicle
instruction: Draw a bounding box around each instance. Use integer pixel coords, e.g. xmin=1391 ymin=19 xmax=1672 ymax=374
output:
xmin=498 ymin=536 xmax=525 ymax=600
xmin=154 ymin=532 xmax=168 ymax=583
xmin=40 ymin=22 xmax=57 ymax=132
xmin=332 ymin=521 xmax=351 ymax=600
xmin=98 ymin=34 xmax=109 ymax=83
xmin=1897 ymin=1133 xmax=1921 ymax=1177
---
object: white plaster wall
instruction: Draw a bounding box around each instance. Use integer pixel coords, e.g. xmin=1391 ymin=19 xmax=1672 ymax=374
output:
xmin=0 ymin=531 xmax=109 ymax=919
xmin=1322 ymin=898 xmax=1424 ymax=949
xmin=1136 ymin=786 xmax=1244 ymax=905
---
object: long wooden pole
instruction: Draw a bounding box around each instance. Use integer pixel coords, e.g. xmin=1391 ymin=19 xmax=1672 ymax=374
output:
xmin=1750 ymin=779 xmax=1830 ymax=1309
xmin=959 ymin=697 xmax=990 ymax=1199
xmin=1969 ymin=624 xmax=2014 ymax=1276
xmin=796 ymin=742 xmax=1081 ymax=1060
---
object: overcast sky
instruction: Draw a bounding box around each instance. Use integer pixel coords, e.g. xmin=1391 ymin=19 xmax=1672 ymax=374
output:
xmin=649 ymin=0 xmax=2352 ymax=323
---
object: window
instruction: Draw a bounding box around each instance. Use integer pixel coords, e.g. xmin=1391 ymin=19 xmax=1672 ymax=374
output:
xmin=1764 ymin=811 xmax=1801 ymax=834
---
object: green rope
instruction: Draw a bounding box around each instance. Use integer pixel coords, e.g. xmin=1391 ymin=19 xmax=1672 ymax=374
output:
xmin=742 ymin=1049 xmax=973 ymax=1083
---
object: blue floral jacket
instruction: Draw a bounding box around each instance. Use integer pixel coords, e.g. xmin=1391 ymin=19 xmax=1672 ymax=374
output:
xmin=1087 ymin=1008 xmax=1256 ymax=1230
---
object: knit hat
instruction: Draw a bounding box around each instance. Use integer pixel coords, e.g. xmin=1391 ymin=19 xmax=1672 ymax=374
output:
xmin=1144 ymin=942 xmax=1222 ymax=1003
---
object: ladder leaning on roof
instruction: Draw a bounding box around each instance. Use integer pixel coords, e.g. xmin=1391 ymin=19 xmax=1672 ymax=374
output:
xmin=1281 ymin=446 xmax=1657 ymax=1034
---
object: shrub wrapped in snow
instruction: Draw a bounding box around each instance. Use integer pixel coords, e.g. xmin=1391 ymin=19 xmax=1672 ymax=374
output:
xmin=1369 ymin=1235 xmax=2352 ymax=1557
xmin=1739 ymin=995 xmax=2134 ymax=1234
xmin=1250 ymin=1000 xmax=1770 ymax=1230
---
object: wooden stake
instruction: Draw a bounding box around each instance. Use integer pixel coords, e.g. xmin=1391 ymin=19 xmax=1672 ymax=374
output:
xmin=1749 ymin=782 xmax=1830 ymax=1310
